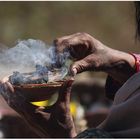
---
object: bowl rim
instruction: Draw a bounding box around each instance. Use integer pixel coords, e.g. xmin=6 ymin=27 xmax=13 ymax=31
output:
xmin=13 ymin=80 xmax=65 ymax=88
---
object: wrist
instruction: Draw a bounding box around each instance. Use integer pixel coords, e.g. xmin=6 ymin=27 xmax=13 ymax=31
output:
xmin=105 ymin=49 xmax=136 ymax=84
xmin=109 ymin=49 xmax=135 ymax=70
xmin=121 ymin=52 xmax=136 ymax=71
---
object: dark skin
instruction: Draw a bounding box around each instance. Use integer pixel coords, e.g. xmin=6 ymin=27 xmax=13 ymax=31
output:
xmin=0 ymin=79 xmax=76 ymax=138
xmin=0 ymin=32 xmax=136 ymax=138
xmin=54 ymin=33 xmax=136 ymax=84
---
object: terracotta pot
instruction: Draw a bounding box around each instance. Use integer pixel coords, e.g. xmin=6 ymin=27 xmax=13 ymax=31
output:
xmin=13 ymin=81 xmax=64 ymax=102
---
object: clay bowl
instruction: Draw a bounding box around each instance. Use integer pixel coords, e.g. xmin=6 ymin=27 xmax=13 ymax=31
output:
xmin=12 ymin=81 xmax=65 ymax=102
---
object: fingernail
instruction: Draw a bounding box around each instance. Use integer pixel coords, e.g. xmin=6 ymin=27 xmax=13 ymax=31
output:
xmin=72 ymin=68 xmax=77 ymax=76
xmin=6 ymin=82 xmax=14 ymax=93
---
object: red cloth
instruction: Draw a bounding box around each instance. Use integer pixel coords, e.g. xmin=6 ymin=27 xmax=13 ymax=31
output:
xmin=129 ymin=53 xmax=140 ymax=72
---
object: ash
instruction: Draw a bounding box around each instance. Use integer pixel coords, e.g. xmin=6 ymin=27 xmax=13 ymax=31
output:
xmin=0 ymin=39 xmax=70 ymax=83
xmin=9 ymin=65 xmax=48 ymax=85
xmin=9 ymin=64 xmax=68 ymax=85
xmin=0 ymin=39 xmax=70 ymax=80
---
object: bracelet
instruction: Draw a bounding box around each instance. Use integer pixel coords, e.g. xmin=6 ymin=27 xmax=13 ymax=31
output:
xmin=129 ymin=53 xmax=140 ymax=72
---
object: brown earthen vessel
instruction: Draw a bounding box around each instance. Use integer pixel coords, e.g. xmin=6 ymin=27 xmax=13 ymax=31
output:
xmin=13 ymin=81 xmax=65 ymax=102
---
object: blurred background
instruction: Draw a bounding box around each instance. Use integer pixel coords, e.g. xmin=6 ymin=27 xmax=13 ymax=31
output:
xmin=0 ymin=1 xmax=139 ymax=138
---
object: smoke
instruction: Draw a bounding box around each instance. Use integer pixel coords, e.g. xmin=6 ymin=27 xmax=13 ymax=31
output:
xmin=0 ymin=39 xmax=70 ymax=81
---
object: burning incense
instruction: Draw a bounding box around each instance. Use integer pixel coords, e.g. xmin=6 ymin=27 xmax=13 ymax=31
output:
xmin=9 ymin=64 xmax=68 ymax=85
xmin=0 ymin=39 xmax=70 ymax=82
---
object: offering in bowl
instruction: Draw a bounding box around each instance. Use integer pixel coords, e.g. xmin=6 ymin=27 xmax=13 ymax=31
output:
xmin=7 ymin=64 xmax=69 ymax=102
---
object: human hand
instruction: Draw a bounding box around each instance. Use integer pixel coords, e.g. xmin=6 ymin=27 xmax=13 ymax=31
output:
xmin=54 ymin=32 xmax=107 ymax=75
xmin=54 ymin=32 xmax=135 ymax=83
xmin=0 ymin=79 xmax=76 ymax=138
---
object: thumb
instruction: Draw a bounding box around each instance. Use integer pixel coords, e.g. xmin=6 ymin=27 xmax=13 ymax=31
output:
xmin=56 ymin=79 xmax=74 ymax=103
xmin=70 ymin=59 xmax=91 ymax=76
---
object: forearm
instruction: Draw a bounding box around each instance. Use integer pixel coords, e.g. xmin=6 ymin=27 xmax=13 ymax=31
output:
xmin=90 ymin=39 xmax=136 ymax=84
xmin=102 ymin=49 xmax=136 ymax=100
xmin=104 ymin=48 xmax=136 ymax=84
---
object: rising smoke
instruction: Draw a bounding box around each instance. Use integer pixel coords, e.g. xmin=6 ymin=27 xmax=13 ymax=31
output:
xmin=0 ymin=39 xmax=70 ymax=81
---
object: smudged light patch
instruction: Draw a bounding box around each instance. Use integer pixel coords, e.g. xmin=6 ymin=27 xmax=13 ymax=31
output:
xmin=0 ymin=39 xmax=70 ymax=82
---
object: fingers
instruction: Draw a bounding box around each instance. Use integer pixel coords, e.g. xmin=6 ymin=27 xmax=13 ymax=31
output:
xmin=1 ymin=83 xmax=37 ymax=117
xmin=70 ymin=58 xmax=92 ymax=75
xmin=54 ymin=33 xmax=92 ymax=54
xmin=54 ymin=35 xmax=78 ymax=53
xmin=0 ymin=81 xmax=34 ymax=112
xmin=36 ymin=106 xmax=52 ymax=113
xmin=0 ymin=76 xmax=14 ymax=100
xmin=1 ymin=76 xmax=9 ymax=83
xmin=57 ymin=79 xmax=74 ymax=103
xmin=5 ymin=82 xmax=14 ymax=93
xmin=0 ymin=81 xmax=49 ymax=135
xmin=0 ymin=82 xmax=19 ymax=108
xmin=0 ymin=82 xmax=13 ymax=102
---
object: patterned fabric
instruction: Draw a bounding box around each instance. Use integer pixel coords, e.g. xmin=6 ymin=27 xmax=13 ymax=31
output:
xmin=75 ymin=128 xmax=112 ymax=138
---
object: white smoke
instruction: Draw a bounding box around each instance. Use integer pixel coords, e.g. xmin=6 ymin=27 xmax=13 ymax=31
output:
xmin=0 ymin=39 xmax=69 ymax=80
